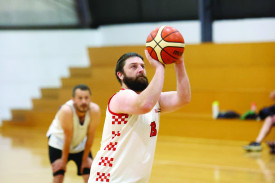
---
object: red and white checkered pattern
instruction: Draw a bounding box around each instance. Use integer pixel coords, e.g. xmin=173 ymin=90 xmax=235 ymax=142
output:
xmin=99 ymin=157 xmax=114 ymax=167
xmin=104 ymin=142 xmax=118 ymax=151
xmin=112 ymin=115 xmax=128 ymax=125
xmin=112 ymin=131 xmax=121 ymax=139
xmin=96 ymin=172 xmax=110 ymax=182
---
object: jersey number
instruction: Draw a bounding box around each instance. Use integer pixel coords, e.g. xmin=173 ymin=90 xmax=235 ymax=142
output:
xmin=150 ymin=121 xmax=157 ymax=137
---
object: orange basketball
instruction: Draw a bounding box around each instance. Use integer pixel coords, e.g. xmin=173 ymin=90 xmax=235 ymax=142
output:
xmin=146 ymin=25 xmax=185 ymax=64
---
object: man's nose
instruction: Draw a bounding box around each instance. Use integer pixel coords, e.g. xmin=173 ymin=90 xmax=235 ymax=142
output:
xmin=81 ymin=98 xmax=87 ymax=103
xmin=137 ymin=65 xmax=144 ymax=73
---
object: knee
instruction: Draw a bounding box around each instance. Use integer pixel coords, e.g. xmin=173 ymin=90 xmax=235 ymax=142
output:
xmin=53 ymin=169 xmax=65 ymax=176
xmin=82 ymin=168 xmax=91 ymax=175
xmin=53 ymin=173 xmax=65 ymax=183
xmin=265 ymin=116 xmax=274 ymax=124
xmin=271 ymin=115 xmax=275 ymax=124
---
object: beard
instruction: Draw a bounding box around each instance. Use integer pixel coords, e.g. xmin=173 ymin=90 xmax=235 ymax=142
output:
xmin=74 ymin=103 xmax=89 ymax=113
xmin=123 ymin=74 xmax=149 ymax=92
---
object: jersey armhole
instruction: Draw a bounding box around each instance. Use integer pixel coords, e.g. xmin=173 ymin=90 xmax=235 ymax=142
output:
xmin=108 ymin=89 xmax=128 ymax=116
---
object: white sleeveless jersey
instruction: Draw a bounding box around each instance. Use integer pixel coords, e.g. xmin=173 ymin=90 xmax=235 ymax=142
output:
xmin=46 ymin=100 xmax=90 ymax=153
xmin=89 ymin=90 xmax=161 ymax=183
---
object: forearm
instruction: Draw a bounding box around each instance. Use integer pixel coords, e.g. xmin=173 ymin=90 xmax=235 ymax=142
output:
xmin=270 ymin=90 xmax=275 ymax=100
xmin=61 ymin=135 xmax=72 ymax=162
xmin=58 ymin=106 xmax=74 ymax=164
xmin=82 ymin=137 xmax=93 ymax=161
xmin=175 ymin=61 xmax=191 ymax=104
xmin=139 ymin=67 xmax=165 ymax=109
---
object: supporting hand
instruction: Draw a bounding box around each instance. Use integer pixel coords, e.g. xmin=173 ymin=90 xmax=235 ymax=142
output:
xmin=52 ymin=158 xmax=66 ymax=173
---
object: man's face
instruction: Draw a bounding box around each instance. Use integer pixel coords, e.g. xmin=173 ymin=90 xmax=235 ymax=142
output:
xmin=121 ymin=57 xmax=148 ymax=92
xmin=72 ymin=89 xmax=91 ymax=113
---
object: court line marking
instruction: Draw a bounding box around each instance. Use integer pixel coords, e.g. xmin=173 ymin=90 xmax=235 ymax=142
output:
xmin=156 ymin=160 xmax=275 ymax=174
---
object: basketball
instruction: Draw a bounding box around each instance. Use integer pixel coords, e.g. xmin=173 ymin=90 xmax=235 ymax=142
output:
xmin=146 ymin=25 xmax=185 ymax=64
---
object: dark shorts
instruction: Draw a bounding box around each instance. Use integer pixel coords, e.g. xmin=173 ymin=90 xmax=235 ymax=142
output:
xmin=48 ymin=145 xmax=93 ymax=176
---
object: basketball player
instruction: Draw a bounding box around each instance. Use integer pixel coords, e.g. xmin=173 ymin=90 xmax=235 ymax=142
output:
xmin=243 ymin=90 xmax=275 ymax=152
xmin=47 ymin=84 xmax=101 ymax=183
xmin=88 ymin=50 xmax=191 ymax=183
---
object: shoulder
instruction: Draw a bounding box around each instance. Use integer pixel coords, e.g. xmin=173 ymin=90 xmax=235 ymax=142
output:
xmin=89 ymin=102 xmax=101 ymax=114
xmin=59 ymin=104 xmax=73 ymax=115
xmin=118 ymin=89 xmax=136 ymax=95
xmin=111 ymin=89 xmax=137 ymax=101
xmin=109 ymin=89 xmax=137 ymax=107
xmin=57 ymin=104 xmax=74 ymax=127
xmin=109 ymin=89 xmax=142 ymax=114
xmin=88 ymin=103 xmax=101 ymax=124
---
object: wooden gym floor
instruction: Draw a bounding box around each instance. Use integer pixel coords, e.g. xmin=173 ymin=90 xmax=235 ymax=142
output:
xmin=1 ymin=43 xmax=274 ymax=182
xmin=1 ymin=123 xmax=275 ymax=183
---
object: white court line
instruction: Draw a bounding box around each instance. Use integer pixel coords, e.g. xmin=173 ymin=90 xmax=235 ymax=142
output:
xmin=156 ymin=160 xmax=275 ymax=174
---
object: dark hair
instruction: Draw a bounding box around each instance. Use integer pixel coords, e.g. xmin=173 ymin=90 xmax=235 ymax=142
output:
xmin=72 ymin=84 xmax=92 ymax=97
xmin=115 ymin=52 xmax=143 ymax=84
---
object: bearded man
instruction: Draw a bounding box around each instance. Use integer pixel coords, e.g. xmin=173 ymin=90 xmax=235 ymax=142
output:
xmin=88 ymin=50 xmax=191 ymax=183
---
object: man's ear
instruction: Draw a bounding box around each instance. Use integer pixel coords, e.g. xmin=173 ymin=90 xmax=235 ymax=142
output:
xmin=71 ymin=97 xmax=76 ymax=103
xmin=117 ymin=71 xmax=124 ymax=81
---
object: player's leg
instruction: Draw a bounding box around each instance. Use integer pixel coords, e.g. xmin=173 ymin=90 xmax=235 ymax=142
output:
xmin=244 ymin=115 xmax=275 ymax=151
xmin=71 ymin=151 xmax=93 ymax=183
xmin=83 ymin=174 xmax=90 ymax=183
xmin=265 ymin=115 xmax=275 ymax=153
xmin=82 ymin=159 xmax=93 ymax=183
xmin=48 ymin=146 xmax=66 ymax=183
xmin=53 ymin=175 xmax=64 ymax=183
xmin=83 ymin=153 xmax=93 ymax=183
xmin=255 ymin=115 xmax=275 ymax=142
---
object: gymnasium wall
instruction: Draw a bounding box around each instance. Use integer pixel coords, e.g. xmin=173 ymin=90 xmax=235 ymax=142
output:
xmin=0 ymin=30 xmax=101 ymax=123
xmin=0 ymin=18 xmax=275 ymax=125
xmin=87 ymin=42 xmax=275 ymax=140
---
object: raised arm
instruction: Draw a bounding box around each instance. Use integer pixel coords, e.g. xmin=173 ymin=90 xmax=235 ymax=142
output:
xmin=159 ymin=56 xmax=191 ymax=113
xmin=110 ymin=50 xmax=165 ymax=115
xmin=270 ymin=90 xmax=275 ymax=100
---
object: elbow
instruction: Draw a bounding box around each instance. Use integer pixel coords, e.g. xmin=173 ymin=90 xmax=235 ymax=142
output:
xmin=180 ymin=95 xmax=191 ymax=106
xmin=140 ymin=102 xmax=155 ymax=114
xmin=185 ymin=95 xmax=191 ymax=104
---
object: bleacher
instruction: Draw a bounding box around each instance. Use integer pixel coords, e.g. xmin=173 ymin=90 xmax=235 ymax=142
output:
xmin=1 ymin=42 xmax=275 ymax=141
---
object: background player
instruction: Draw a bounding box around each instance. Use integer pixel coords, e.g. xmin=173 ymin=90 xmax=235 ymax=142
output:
xmin=47 ymin=84 xmax=101 ymax=183
xmin=243 ymin=90 xmax=275 ymax=152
